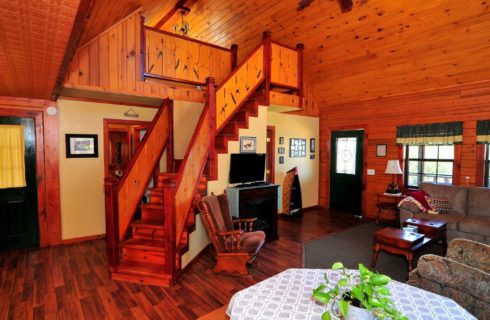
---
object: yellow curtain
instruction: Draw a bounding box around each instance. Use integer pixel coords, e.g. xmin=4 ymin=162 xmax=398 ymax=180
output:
xmin=0 ymin=125 xmax=26 ymax=189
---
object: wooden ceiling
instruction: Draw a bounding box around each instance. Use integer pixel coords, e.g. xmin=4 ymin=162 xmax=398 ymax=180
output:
xmin=0 ymin=0 xmax=81 ymax=99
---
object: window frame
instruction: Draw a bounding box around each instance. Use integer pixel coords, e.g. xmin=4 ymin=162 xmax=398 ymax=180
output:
xmin=404 ymin=145 xmax=455 ymax=188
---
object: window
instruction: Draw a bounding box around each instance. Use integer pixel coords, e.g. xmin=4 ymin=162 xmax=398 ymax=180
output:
xmin=336 ymin=137 xmax=357 ymax=175
xmin=485 ymin=144 xmax=490 ymax=187
xmin=404 ymin=145 xmax=454 ymax=188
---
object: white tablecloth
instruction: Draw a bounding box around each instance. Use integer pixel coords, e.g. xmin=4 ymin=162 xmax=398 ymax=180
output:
xmin=226 ymin=268 xmax=476 ymax=320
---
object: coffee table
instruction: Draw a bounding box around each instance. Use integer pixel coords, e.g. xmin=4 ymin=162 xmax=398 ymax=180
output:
xmin=404 ymin=217 xmax=447 ymax=254
xmin=371 ymin=227 xmax=431 ymax=272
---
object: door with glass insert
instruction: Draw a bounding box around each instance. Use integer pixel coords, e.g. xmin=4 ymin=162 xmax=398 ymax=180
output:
xmin=330 ymin=130 xmax=364 ymax=214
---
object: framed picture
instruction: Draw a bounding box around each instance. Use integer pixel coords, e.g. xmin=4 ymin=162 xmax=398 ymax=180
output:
xmin=279 ymin=137 xmax=284 ymax=145
xmin=376 ymin=144 xmax=387 ymax=157
xmin=310 ymin=154 xmax=315 ymax=160
xmin=279 ymin=156 xmax=284 ymax=164
xmin=65 ymin=134 xmax=98 ymax=158
xmin=240 ymin=136 xmax=256 ymax=153
xmin=278 ymin=147 xmax=285 ymax=154
xmin=289 ymin=138 xmax=306 ymax=158
xmin=310 ymin=138 xmax=316 ymax=153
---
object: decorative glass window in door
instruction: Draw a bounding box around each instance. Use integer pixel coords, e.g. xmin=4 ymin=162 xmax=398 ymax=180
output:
xmin=336 ymin=137 xmax=357 ymax=175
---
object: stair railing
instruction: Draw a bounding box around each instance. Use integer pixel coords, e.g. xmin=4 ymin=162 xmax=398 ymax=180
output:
xmin=104 ymin=99 xmax=172 ymax=268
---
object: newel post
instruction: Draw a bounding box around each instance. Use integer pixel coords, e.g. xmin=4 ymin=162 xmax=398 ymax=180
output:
xmin=230 ymin=44 xmax=238 ymax=71
xmin=262 ymin=31 xmax=272 ymax=106
xmin=162 ymin=178 xmax=177 ymax=282
xmin=296 ymin=43 xmax=304 ymax=109
xmin=166 ymin=99 xmax=175 ymax=172
xmin=104 ymin=177 xmax=119 ymax=271
xmin=207 ymin=77 xmax=218 ymax=180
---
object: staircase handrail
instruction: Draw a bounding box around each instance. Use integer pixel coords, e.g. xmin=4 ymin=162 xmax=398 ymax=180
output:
xmin=115 ymin=99 xmax=172 ymax=241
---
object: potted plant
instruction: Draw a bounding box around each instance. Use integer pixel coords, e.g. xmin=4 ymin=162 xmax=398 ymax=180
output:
xmin=312 ymin=262 xmax=408 ymax=320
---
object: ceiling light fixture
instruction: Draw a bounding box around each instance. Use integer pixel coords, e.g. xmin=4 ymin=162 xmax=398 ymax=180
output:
xmin=173 ymin=8 xmax=190 ymax=36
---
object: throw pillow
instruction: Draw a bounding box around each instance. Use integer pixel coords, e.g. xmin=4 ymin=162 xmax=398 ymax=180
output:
xmin=407 ymin=189 xmax=432 ymax=210
xmin=426 ymin=197 xmax=452 ymax=213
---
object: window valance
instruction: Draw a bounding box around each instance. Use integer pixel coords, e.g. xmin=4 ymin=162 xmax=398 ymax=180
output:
xmin=476 ymin=120 xmax=490 ymax=144
xmin=396 ymin=122 xmax=463 ymax=145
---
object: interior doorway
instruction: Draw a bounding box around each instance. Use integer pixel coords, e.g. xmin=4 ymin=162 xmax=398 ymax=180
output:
xmin=330 ymin=130 xmax=364 ymax=215
xmin=103 ymin=119 xmax=151 ymax=179
xmin=0 ymin=117 xmax=39 ymax=250
xmin=266 ymin=126 xmax=275 ymax=183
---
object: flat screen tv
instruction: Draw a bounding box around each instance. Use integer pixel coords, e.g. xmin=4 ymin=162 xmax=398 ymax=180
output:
xmin=229 ymin=153 xmax=266 ymax=184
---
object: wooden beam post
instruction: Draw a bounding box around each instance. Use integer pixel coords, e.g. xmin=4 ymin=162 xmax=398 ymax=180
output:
xmin=162 ymin=178 xmax=177 ymax=283
xmin=296 ymin=43 xmax=304 ymax=109
xmin=104 ymin=176 xmax=120 ymax=270
xmin=207 ymin=77 xmax=217 ymax=180
xmin=231 ymin=44 xmax=238 ymax=71
xmin=262 ymin=31 xmax=272 ymax=106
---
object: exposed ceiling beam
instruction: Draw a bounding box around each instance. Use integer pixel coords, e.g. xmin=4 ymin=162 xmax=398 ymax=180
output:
xmin=51 ymin=0 xmax=95 ymax=101
xmin=154 ymin=0 xmax=190 ymax=30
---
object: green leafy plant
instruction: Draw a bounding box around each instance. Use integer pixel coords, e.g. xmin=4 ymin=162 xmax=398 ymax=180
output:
xmin=312 ymin=262 xmax=408 ymax=320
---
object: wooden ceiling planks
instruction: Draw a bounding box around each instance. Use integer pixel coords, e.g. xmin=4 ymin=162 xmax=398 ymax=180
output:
xmin=0 ymin=0 xmax=81 ymax=99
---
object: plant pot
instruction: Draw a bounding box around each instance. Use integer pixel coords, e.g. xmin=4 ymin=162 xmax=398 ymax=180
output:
xmin=345 ymin=305 xmax=374 ymax=320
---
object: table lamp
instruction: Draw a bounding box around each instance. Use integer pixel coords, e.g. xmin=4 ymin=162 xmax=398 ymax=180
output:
xmin=384 ymin=160 xmax=403 ymax=194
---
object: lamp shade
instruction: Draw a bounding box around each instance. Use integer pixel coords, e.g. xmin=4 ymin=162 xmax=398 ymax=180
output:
xmin=385 ymin=160 xmax=403 ymax=175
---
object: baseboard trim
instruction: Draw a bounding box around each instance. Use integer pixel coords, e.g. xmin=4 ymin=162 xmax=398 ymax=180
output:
xmin=177 ymin=244 xmax=211 ymax=278
xmin=303 ymin=205 xmax=319 ymax=211
xmin=61 ymin=233 xmax=106 ymax=245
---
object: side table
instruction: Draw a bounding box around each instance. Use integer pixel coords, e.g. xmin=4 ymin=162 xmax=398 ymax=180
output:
xmin=404 ymin=218 xmax=448 ymax=255
xmin=375 ymin=193 xmax=406 ymax=226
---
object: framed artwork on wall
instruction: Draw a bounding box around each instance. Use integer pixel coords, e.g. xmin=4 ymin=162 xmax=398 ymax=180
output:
xmin=278 ymin=147 xmax=285 ymax=154
xmin=279 ymin=137 xmax=284 ymax=145
xmin=289 ymin=138 xmax=306 ymax=158
xmin=65 ymin=134 xmax=98 ymax=158
xmin=279 ymin=156 xmax=284 ymax=164
xmin=310 ymin=138 xmax=316 ymax=153
xmin=376 ymin=144 xmax=387 ymax=157
xmin=240 ymin=136 xmax=257 ymax=153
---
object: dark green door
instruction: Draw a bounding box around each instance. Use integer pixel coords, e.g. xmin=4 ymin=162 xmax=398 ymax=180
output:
xmin=0 ymin=117 xmax=39 ymax=250
xmin=330 ymin=130 xmax=364 ymax=215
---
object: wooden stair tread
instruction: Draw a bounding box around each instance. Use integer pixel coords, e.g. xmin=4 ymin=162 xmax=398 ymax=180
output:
xmin=117 ymin=261 xmax=169 ymax=278
xmin=141 ymin=202 xmax=164 ymax=209
xmin=120 ymin=238 xmax=165 ymax=251
xmin=131 ymin=219 xmax=164 ymax=229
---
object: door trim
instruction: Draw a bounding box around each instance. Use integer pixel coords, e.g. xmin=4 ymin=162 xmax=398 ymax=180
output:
xmin=266 ymin=126 xmax=276 ymax=183
xmin=325 ymin=125 xmax=369 ymax=214
xmin=0 ymin=101 xmax=61 ymax=247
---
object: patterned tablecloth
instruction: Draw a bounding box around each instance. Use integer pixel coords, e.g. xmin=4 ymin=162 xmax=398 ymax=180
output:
xmin=226 ymin=268 xmax=476 ymax=320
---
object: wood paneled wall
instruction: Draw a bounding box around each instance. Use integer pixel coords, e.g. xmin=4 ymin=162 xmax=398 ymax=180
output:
xmin=319 ymin=80 xmax=490 ymax=218
xmin=145 ymin=28 xmax=232 ymax=85
xmin=0 ymin=96 xmax=61 ymax=246
xmin=64 ymin=11 xmax=205 ymax=103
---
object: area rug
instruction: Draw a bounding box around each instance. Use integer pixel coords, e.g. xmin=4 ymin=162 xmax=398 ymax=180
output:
xmin=302 ymin=222 xmax=444 ymax=282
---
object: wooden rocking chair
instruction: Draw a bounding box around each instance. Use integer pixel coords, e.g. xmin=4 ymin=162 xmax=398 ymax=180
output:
xmin=199 ymin=193 xmax=265 ymax=275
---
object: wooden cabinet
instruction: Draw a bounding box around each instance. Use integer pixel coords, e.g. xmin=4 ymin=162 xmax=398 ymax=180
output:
xmin=282 ymin=168 xmax=303 ymax=216
xmin=227 ymin=184 xmax=279 ymax=241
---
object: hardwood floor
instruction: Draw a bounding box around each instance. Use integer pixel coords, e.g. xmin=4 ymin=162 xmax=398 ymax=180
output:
xmin=0 ymin=209 xmax=366 ymax=320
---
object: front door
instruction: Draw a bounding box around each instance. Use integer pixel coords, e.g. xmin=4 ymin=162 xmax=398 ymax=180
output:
xmin=0 ymin=117 xmax=39 ymax=250
xmin=330 ymin=130 xmax=364 ymax=215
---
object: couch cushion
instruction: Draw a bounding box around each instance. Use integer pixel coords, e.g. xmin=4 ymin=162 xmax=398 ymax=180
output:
xmin=420 ymin=183 xmax=468 ymax=216
xmin=458 ymin=216 xmax=490 ymax=237
xmin=415 ymin=212 xmax=465 ymax=231
xmin=467 ymin=187 xmax=490 ymax=218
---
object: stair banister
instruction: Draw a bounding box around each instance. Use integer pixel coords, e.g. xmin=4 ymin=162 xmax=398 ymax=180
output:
xmin=207 ymin=77 xmax=217 ymax=180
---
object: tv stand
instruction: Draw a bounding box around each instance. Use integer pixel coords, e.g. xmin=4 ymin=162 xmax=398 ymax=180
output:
xmin=236 ymin=181 xmax=269 ymax=188
xmin=226 ymin=184 xmax=279 ymax=241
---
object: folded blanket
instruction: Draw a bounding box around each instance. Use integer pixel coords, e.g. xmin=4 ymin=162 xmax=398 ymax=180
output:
xmin=398 ymin=196 xmax=440 ymax=214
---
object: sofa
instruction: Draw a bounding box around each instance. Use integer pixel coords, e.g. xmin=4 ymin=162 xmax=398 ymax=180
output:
xmin=407 ymin=238 xmax=490 ymax=319
xmin=399 ymin=182 xmax=490 ymax=244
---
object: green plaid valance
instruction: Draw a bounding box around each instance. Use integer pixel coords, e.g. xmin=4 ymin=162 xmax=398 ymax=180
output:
xmin=396 ymin=121 xmax=463 ymax=145
xmin=477 ymin=120 xmax=490 ymax=143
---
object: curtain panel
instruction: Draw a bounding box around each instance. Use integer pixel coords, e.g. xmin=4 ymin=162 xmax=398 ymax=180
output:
xmin=476 ymin=120 xmax=490 ymax=143
xmin=396 ymin=122 xmax=463 ymax=145
xmin=0 ymin=125 xmax=26 ymax=189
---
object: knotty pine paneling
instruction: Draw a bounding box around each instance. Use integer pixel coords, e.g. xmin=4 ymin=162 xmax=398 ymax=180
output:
xmin=144 ymin=28 xmax=231 ymax=85
xmin=64 ymin=12 xmax=206 ymax=104
xmin=271 ymin=43 xmax=298 ymax=88
xmin=319 ymin=80 xmax=490 ymax=218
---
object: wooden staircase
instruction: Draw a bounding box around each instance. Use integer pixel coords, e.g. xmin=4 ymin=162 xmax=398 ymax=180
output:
xmin=104 ymin=30 xmax=303 ymax=287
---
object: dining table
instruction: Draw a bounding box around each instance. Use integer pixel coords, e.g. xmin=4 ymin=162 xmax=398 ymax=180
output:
xmin=226 ymin=268 xmax=476 ymax=320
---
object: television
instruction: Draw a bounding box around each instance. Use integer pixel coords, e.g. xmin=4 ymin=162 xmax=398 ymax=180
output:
xmin=229 ymin=153 xmax=266 ymax=184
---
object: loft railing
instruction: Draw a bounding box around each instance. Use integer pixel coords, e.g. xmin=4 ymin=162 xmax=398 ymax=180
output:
xmin=104 ymin=99 xmax=172 ymax=267
xmin=143 ymin=27 xmax=237 ymax=86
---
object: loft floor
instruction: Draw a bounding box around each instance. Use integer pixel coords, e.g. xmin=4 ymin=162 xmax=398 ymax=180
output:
xmin=0 ymin=209 xmax=366 ymax=320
